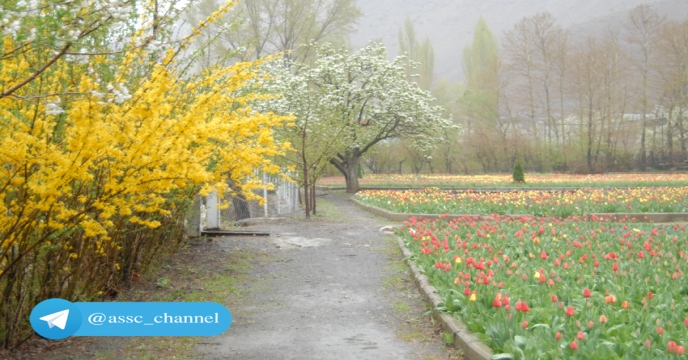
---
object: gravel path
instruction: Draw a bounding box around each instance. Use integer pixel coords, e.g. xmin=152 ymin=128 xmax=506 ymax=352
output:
xmin=199 ymin=192 xmax=454 ymax=360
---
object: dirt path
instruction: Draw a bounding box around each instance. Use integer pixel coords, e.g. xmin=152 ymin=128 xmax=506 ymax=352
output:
xmin=198 ymin=192 xmax=459 ymax=360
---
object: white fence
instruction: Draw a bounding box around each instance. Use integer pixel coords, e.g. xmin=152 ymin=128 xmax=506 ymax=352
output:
xmin=188 ymin=173 xmax=299 ymax=235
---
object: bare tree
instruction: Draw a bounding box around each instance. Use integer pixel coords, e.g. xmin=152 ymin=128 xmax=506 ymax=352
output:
xmin=503 ymin=12 xmax=570 ymax=170
xmin=656 ymin=18 xmax=688 ymax=165
xmin=503 ymin=16 xmax=540 ymax=167
xmin=570 ymin=37 xmax=605 ymax=173
xmin=186 ymin=0 xmax=361 ymax=66
xmin=625 ymin=4 xmax=665 ymax=170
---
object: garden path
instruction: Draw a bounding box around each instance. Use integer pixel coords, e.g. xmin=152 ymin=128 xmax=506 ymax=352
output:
xmin=199 ymin=192 xmax=456 ymax=360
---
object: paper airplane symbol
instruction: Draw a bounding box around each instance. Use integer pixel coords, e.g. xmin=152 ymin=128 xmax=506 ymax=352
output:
xmin=39 ymin=309 xmax=69 ymax=330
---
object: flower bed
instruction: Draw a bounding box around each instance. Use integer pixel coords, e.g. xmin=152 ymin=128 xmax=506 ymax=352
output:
xmin=400 ymin=215 xmax=688 ymax=359
xmin=357 ymin=187 xmax=688 ymax=217
xmin=320 ymin=173 xmax=688 ymax=188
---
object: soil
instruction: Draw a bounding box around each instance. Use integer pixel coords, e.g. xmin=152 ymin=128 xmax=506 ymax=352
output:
xmin=5 ymin=192 xmax=463 ymax=360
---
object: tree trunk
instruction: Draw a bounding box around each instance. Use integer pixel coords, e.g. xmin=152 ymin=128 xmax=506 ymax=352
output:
xmin=228 ymin=180 xmax=251 ymax=220
xmin=232 ymin=194 xmax=251 ymax=220
xmin=329 ymin=151 xmax=362 ymax=193
xmin=303 ymin=167 xmax=310 ymax=219
xmin=345 ymin=159 xmax=360 ymax=193
xmin=311 ymin=183 xmax=316 ymax=215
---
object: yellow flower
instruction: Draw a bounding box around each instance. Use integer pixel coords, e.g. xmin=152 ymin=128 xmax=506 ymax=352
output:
xmin=533 ymin=272 xmax=541 ymax=279
xmin=455 ymin=257 xmax=462 ymax=264
xmin=469 ymin=293 xmax=476 ymax=302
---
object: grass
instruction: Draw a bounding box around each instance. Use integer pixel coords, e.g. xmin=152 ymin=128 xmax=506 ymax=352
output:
xmin=378 ymin=236 xmax=464 ymax=359
xmin=391 ymin=300 xmax=411 ymax=313
xmin=312 ymin=194 xmax=347 ymax=221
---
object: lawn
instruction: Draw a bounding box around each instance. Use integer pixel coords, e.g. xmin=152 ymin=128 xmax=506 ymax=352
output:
xmin=356 ymin=187 xmax=688 ymax=217
xmin=400 ymin=215 xmax=688 ymax=359
xmin=320 ymin=173 xmax=688 ymax=188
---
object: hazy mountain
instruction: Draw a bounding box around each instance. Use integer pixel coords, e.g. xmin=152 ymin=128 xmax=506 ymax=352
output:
xmin=350 ymin=0 xmax=688 ymax=83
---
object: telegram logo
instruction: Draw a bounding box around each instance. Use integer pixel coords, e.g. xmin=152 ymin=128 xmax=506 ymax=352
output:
xmin=30 ymin=298 xmax=82 ymax=340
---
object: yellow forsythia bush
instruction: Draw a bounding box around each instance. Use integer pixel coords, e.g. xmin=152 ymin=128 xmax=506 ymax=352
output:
xmin=0 ymin=0 xmax=291 ymax=347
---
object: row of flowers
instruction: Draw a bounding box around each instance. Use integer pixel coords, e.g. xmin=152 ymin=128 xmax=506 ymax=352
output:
xmin=400 ymin=214 xmax=688 ymax=359
xmin=357 ymin=187 xmax=688 ymax=217
xmin=321 ymin=173 xmax=688 ymax=188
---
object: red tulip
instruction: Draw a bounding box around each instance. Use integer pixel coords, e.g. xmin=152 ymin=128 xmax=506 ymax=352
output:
xmin=668 ymin=341 xmax=677 ymax=353
xmin=555 ymin=332 xmax=562 ymax=341
xmin=541 ymin=250 xmax=548 ymax=259
xmin=677 ymin=345 xmax=685 ymax=355
xmin=570 ymin=340 xmax=578 ymax=350
xmin=583 ymin=288 xmax=591 ymax=298
xmin=520 ymin=301 xmax=530 ymax=312
xmin=552 ymin=295 xmax=558 ymax=303
xmin=521 ymin=320 xmax=528 ymax=329
xmin=657 ymin=327 xmax=664 ymax=335
xmin=648 ymin=292 xmax=653 ymax=300
xmin=612 ymin=263 xmax=619 ymax=272
xmin=565 ymin=306 xmax=575 ymax=317
xmin=644 ymin=339 xmax=651 ymax=349
xmin=577 ymin=331 xmax=585 ymax=340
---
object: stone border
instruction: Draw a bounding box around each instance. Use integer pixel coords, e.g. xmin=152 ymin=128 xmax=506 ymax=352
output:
xmin=396 ymin=236 xmax=492 ymax=360
xmin=350 ymin=198 xmax=688 ymax=224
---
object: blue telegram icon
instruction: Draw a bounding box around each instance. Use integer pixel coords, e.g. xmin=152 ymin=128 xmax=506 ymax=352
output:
xmin=29 ymin=299 xmax=231 ymax=338
xmin=30 ymin=298 xmax=82 ymax=340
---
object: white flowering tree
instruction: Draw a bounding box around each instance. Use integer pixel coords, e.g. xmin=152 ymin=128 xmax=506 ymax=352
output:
xmin=265 ymin=43 xmax=450 ymax=194
xmin=310 ymin=43 xmax=450 ymax=192
xmin=263 ymin=61 xmax=347 ymax=218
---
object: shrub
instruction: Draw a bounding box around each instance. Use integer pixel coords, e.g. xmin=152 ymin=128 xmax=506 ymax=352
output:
xmin=513 ymin=161 xmax=525 ymax=183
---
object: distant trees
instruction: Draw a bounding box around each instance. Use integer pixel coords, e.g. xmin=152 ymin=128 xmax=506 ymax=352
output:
xmin=348 ymin=6 xmax=688 ymax=177
xmin=398 ymin=16 xmax=435 ymax=91
xmin=469 ymin=6 xmax=688 ymax=174
xmin=656 ymin=18 xmax=688 ymax=162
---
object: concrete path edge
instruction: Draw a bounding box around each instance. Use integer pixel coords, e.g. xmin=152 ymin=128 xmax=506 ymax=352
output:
xmin=396 ymin=236 xmax=492 ymax=360
xmin=349 ymin=198 xmax=688 ymax=224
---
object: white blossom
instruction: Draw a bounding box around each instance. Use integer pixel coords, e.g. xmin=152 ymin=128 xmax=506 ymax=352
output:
xmin=112 ymin=84 xmax=131 ymax=104
xmin=45 ymin=102 xmax=65 ymax=115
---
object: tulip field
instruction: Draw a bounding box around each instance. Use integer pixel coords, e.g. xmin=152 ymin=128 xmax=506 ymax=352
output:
xmin=356 ymin=187 xmax=688 ymax=217
xmin=401 ymin=215 xmax=688 ymax=359
xmin=320 ymin=173 xmax=688 ymax=188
